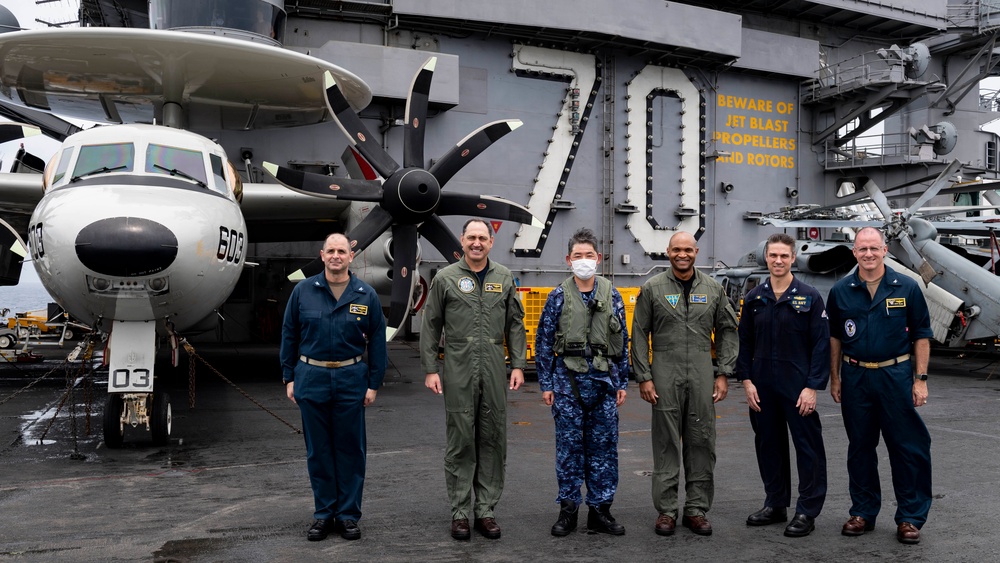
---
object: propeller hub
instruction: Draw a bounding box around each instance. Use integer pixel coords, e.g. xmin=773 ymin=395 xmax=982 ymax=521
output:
xmin=382 ymin=168 xmax=441 ymax=221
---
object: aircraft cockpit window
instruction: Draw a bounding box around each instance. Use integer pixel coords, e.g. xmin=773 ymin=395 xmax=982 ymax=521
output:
xmin=146 ymin=144 xmax=209 ymax=188
xmin=209 ymin=154 xmax=228 ymax=196
xmin=50 ymin=146 xmax=74 ymax=186
xmin=71 ymin=143 xmax=134 ymax=182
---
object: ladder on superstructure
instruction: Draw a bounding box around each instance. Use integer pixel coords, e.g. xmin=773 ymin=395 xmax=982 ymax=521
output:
xmin=601 ymin=55 xmax=616 ymax=281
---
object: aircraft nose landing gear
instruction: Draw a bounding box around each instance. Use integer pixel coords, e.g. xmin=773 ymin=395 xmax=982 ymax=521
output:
xmin=102 ymin=392 xmax=172 ymax=448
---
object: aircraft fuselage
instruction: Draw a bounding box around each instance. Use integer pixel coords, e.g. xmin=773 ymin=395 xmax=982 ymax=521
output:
xmin=27 ymin=124 xmax=246 ymax=335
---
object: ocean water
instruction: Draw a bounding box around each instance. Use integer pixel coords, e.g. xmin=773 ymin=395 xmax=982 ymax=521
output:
xmin=0 ymin=282 xmax=54 ymax=320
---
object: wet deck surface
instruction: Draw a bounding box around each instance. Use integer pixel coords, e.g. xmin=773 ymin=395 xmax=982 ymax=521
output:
xmin=2 ymin=341 xmax=1000 ymax=562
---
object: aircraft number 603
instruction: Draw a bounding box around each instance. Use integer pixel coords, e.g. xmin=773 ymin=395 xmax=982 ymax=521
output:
xmin=217 ymin=226 xmax=245 ymax=263
xmin=27 ymin=222 xmax=44 ymax=259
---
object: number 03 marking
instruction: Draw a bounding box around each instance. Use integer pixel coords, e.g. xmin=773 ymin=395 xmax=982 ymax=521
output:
xmin=111 ymin=368 xmax=152 ymax=390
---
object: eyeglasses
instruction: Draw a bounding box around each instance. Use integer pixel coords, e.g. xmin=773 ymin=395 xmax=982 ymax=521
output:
xmin=853 ymin=246 xmax=884 ymax=254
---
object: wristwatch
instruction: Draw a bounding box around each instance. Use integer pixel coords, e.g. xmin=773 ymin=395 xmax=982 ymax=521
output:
xmin=914 ymin=373 xmax=928 ymax=381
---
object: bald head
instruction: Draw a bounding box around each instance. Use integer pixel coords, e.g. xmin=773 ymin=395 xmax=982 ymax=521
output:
xmin=667 ymin=231 xmax=699 ymax=279
xmin=669 ymin=231 xmax=696 ymax=249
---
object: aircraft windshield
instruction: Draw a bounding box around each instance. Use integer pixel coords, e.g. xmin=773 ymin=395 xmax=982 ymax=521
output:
xmin=149 ymin=0 xmax=286 ymax=43
xmin=146 ymin=144 xmax=210 ymax=188
xmin=71 ymin=143 xmax=135 ymax=181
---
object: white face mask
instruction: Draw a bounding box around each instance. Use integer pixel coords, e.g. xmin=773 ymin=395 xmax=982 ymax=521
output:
xmin=571 ymin=258 xmax=598 ymax=280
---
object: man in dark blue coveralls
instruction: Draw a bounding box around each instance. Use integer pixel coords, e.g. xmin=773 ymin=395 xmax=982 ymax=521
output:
xmin=736 ymin=233 xmax=829 ymax=538
xmin=827 ymin=227 xmax=932 ymax=545
xmin=281 ymin=233 xmax=387 ymax=542
xmin=535 ymin=228 xmax=629 ymax=537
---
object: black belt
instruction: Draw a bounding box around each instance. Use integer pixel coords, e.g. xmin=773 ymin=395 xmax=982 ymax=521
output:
xmin=842 ymin=354 xmax=910 ymax=369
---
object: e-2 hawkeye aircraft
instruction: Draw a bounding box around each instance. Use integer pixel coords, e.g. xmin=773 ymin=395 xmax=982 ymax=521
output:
xmin=0 ymin=25 xmax=540 ymax=447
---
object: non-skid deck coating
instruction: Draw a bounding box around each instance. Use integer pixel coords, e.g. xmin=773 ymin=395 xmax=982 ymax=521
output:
xmin=2 ymin=342 xmax=999 ymax=562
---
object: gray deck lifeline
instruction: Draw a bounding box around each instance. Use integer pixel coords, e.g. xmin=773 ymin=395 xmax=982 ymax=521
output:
xmin=1 ymin=341 xmax=998 ymax=562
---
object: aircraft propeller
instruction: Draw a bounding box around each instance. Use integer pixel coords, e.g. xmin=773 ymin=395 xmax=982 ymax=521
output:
xmin=264 ymin=57 xmax=542 ymax=339
xmin=860 ymin=159 xmax=962 ymax=284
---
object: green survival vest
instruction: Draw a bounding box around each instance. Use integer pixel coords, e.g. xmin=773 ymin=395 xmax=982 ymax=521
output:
xmin=553 ymin=276 xmax=624 ymax=373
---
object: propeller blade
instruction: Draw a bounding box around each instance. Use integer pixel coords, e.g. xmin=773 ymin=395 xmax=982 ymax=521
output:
xmin=262 ymin=162 xmax=382 ymax=201
xmin=429 ymin=120 xmax=522 ymax=186
xmin=897 ymin=235 xmax=937 ymax=285
xmin=404 ymin=57 xmax=436 ymax=169
xmin=287 ymin=258 xmax=324 ymax=282
xmin=437 ymin=193 xmax=544 ymax=228
xmin=347 ymin=205 xmax=394 ymax=253
xmin=386 ymin=224 xmax=419 ymax=341
xmin=905 ymin=159 xmax=963 ymax=219
xmin=861 ymin=179 xmax=895 ymax=219
xmin=0 ymin=123 xmax=40 ymax=145
xmin=323 ymin=71 xmax=400 ymax=179
xmin=418 ymin=215 xmax=463 ymax=263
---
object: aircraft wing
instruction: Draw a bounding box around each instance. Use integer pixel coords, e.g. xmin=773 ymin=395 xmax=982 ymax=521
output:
xmin=239 ymin=182 xmax=353 ymax=243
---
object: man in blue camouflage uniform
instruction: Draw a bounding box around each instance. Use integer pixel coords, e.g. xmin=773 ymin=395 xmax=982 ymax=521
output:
xmin=535 ymin=228 xmax=629 ymax=537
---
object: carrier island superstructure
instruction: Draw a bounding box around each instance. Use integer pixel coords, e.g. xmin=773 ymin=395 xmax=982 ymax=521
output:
xmin=17 ymin=0 xmax=1000 ymax=343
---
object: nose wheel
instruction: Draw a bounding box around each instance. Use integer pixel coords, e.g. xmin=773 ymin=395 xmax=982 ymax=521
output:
xmin=101 ymin=392 xmax=172 ymax=448
xmin=102 ymin=393 xmax=125 ymax=449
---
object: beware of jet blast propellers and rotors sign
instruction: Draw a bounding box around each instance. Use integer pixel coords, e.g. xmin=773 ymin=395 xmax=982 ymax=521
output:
xmin=0 ymin=28 xmax=541 ymax=447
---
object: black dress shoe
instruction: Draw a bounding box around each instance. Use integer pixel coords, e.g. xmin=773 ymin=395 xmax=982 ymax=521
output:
xmin=784 ymin=514 xmax=815 ymax=537
xmin=307 ymin=519 xmax=331 ymax=541
xmin=747 ymin=506 xmax=788 ymax=526
xmin=336 ymin=519 xmax=361 ymax=540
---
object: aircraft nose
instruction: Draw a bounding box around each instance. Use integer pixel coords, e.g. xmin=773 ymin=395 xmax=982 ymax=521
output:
xmin=75 ymin=217 xmax=179 ymax=277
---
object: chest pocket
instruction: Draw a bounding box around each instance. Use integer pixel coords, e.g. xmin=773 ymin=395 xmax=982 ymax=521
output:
xmin=787 ymin=294 xmax=812 ymax=313
xmin=885 ymin=305 xmax=907 ymax=318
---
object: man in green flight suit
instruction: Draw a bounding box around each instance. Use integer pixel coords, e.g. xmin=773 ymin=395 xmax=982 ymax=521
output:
xmin=631 ymin=231 xmax=739 ymax=537
xmin=420 ymin=219 xmax=527 ymax=541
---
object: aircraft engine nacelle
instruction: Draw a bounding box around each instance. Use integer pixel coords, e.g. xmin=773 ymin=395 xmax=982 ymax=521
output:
xmin=350 ymin=231 xmax=425 ymax=312
xmin=794 ymin=241 xmax=856 ymax=274
xmin=754 ymin=239 xmax=855 ymax=274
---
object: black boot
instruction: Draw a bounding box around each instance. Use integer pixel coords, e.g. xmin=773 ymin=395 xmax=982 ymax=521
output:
xmin=587 ymin=503 xmax=626 ymax=535
xmin=551 ymin=500 xmax=579 ymax=536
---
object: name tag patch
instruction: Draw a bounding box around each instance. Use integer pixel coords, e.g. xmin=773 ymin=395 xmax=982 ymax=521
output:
xmin=790 ymin=295 xmax=811 ymax=311
xmin=349 ymin=304 xmax=368 ymax=315
xmin=886 ymin=298 xmax=906 ymax=308
xmin=690 ymin=294 xmax=708 ymax=304
xmin=484 ymin=282 xmax=503 ymax=293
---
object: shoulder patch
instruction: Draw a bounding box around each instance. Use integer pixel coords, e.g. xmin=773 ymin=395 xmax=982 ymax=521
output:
xmin=349 ymin=304 xmax=368 ymax=315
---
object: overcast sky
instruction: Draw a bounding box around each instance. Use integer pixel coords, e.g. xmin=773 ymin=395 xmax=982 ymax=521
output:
xmin=6 ymin=1 xmax=79 ymax=31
